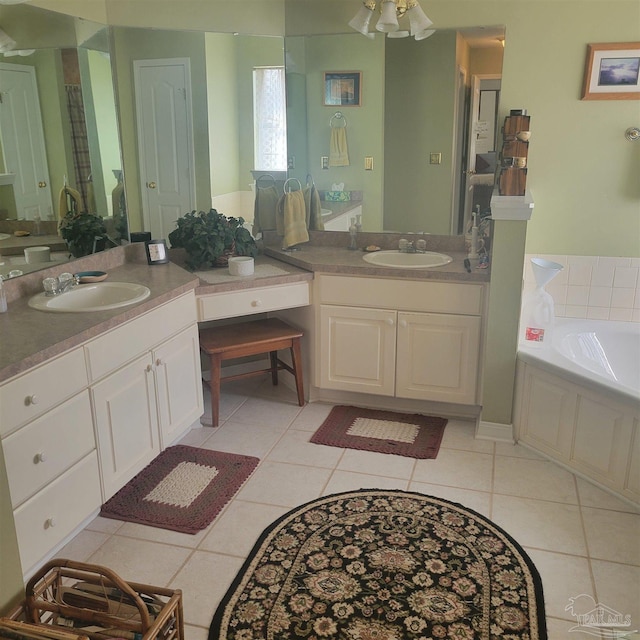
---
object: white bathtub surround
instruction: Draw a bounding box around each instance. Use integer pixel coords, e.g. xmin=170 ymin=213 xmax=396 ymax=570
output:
xmin=514 ymin=318 xmax=640 ymax=506
xmin=523 ymin=254 xmax=640 ymax=322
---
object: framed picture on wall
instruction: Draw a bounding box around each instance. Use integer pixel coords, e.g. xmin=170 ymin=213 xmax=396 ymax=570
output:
xmin=323 ymin=72 xmax=362 ymax=106
xmin=581 ymin=42 xmax=640 ymax=100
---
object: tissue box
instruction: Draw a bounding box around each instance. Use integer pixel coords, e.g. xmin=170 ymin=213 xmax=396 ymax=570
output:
xmin=325 ymin=191 xmax=351 ymax=202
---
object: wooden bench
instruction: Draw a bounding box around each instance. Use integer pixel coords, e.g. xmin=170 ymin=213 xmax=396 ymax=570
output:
xmin=199 ymin=318 xmax=305 ymax=427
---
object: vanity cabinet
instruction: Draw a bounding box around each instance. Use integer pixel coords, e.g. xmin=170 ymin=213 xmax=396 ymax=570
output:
xmin=0 ymin=290 xmax=203 ymax=577
xmin=317 ymin=275 xmax=484 ymax=405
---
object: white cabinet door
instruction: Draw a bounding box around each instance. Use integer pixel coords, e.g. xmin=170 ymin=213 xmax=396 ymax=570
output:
xmin=92 ymin=354 xmax=161 ymax=500
xmin=154 ymin=324 xmax=203 ymax=447
xmin=319 ymin=305 xmax=396 ymax=396
xmin=396 ymin=312 xmax=481 ymax=404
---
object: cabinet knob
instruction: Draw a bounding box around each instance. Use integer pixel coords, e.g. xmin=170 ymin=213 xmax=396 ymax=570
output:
xmin=25 ymin=394 xmax=38 ymax=406
xmin=251 ymin=299 xmax=262 ymax=307
xmin=155 ymin=358 xmax=162 ymax=367
xmin=34 ymin=452 xmax=47 ymax=464
xmin=44 ymin=517 xmax=56 ymax=529
xmin=385 ymin=318 xmax=394 ymax=326
xmin=399 ymin=319 xmax=407 ymax=328
xmin=146 ymin=364 xmax=153 ymax=372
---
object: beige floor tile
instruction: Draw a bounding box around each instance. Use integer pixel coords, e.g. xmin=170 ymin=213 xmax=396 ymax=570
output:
xmin=591 ymin=560 xmax=640 ymax=630
xmin=178 ymin=424 xmax=216 ymax=447
xmin=184 ymin=624 xmax=210 ymax=640
xmin=491 ymin=494 xmax=587 ymax=556
xmin=525 ymin=548 xmax=595 ymax=619
xmin=289 ymin=401 xmax=335 ymax=432
xmin=408 ymin=481 xmax=492 ymax=517
xmin=236 ymin=460 xmax=332 ymax=506
xmin=545 ymin=616 xmax=604 ymax=640
xmin=576 ymin=478 xmax=640 ymax=514
xmin=169 ymin=550 xmax=244 ymax=628
xmin=494 ymin=456 xmax=579 ymax=504
xmin=266 ymin=429 xmax=344 ymax=468
xmin=116 ymin=521 xmax=209 ymax=548
xmin=85 ymin=515 xmax=124 ymax=534
xmin=200 ymin=420 xmax=285 ymax=458
xmin=337 ymin=448 xmax=416 ymax=480
xmin=226 ymin=396 xmax=303 ymax=428
xmin=495 ymin=441 xmax=545 ymax=459
xmin=322 ymin=470 xmax=409 ymax=495
xmin=582 ymin=506 xmax=640 ymax=565
xmin=86 ymin=535 xmax=192 ymax=586
xmin=57 ymin=530 xmax=109 ymax=564
xmin=412 ymin=448 xmax=494 ymax=492
xmin=440 ymin=419 xmax=495 ymax=454
xmin=199 ymin=500 xmax=289 ymax=557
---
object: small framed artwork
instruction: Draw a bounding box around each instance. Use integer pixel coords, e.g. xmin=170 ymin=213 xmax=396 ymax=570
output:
xmin=581 ymin=42 xmax=640 ymax=100
xmin=145 ymin=239 xmax=170 ymax=264
xmin=323 ymin=71 xmax=362 ymax=107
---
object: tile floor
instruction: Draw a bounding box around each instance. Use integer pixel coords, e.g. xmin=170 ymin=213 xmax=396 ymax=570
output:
xmin=58 ymin=377 xmax=640 ymax=640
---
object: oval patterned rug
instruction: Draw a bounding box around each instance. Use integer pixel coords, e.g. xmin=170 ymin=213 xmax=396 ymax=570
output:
xmin=209 ymin=489 xmax=547 ymax=639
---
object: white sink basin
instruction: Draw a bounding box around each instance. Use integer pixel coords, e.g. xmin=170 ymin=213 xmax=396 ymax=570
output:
xmin=321 ymin=208 xmax=332 ymax=217
xmin=29 ymin=282 xmax=151 ymax=313
xmin=362 ymin=250 xmax=453 ymax=269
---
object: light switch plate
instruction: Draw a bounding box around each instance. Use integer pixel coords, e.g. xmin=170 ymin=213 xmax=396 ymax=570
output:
xmin=364 ymin=156 xmax=374 ymax=170
xmin=321 ymin=156 xmax=329 ymax=170
xmin=430 ymin=152 xmax=442 ymax=165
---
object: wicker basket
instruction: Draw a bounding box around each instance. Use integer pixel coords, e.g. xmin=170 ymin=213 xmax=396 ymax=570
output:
xmin=0 ymin=615 xmax=89 ymax=640
xmin=13 ymin=559 xmax=184 ymax=640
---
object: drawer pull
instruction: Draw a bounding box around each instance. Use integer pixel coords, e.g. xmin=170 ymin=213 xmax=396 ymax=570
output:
xmin=26 ymin=394 xmax=38 ymax=406
xmin=34 ymin=452 xmax=47 ymax=464
xmin=155 ymin=358 xmax=163 ymax=367
xmin=251 ymin=299 xmax=262 ymax=307
xmin=399 ymin=319 xmax=408 ymax=328
xmin=385 ymin=318 xmax=394 ymax=326
xmin=146 ymin=364 xmax=153 ymax=373
xmin=44 ymin=517 xmax=56 ymax=529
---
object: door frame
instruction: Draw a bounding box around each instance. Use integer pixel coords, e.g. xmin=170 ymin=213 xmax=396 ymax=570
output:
xmin=133 ymin=57 xmax=196 ymax=237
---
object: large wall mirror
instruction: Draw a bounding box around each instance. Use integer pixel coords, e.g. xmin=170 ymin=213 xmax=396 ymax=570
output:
xmin=0 ymin=3 xmax=125 ymax=280
xmin=285 ymin=27 xmax=504 ymax=235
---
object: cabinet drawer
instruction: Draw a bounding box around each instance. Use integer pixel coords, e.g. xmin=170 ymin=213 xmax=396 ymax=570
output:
xmin=85 ymin=292 xmax=196 ymax=382
xmin=197 ymin=282 xmax=310 ymax=321
xmin=14 ymin=452 xmax=101 ymax=576
xmin=0 ymin=349 xmax=88 ymax=437
xmin=317 ymin=275 xmax=484 ymax=315
xmin=3 ymin=391 xmax=95 ymax=508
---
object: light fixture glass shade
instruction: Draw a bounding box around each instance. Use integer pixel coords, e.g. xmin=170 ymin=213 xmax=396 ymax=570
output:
xmin=0 ymin=28 xmax=16 ymax=53
xmin=387 ymin=30 xmax=410 ymax=38
xmin=348 ymin=4 xmax=375 ymax=36
xmin=407 ymin=3 xmax=433 ymax=36
xmin=376 ymin=0 xmax=399 ymax=33
xmin=414 ymin=28 xmax=435 ymax=41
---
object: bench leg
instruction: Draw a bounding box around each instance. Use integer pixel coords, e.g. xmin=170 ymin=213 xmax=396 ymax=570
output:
xmin=210 ymin=353 xmax=222 ymax=428
xmin=269 ymin=350 xmax=279 ymax=385
xmin=290 ymin=337 xmax=305 ymax=407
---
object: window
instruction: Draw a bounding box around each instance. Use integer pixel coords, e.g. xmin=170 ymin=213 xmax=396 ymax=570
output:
xmin=253 ymin=66 xmax=287 ymax=171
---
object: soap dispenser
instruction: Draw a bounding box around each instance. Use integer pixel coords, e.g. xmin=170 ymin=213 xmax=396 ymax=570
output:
xmin=348 ymin=217 xmax=358 ymax=250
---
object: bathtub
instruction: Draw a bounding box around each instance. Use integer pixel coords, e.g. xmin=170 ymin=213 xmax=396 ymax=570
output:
xmin=514 ymin=318 xmax=640 ymax=506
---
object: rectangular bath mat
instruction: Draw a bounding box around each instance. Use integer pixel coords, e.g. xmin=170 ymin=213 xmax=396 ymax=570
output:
xmin=100 ymin=445 xmax=259 ymax=534
xmin=310 ymin=405 xmax=447 ymax=458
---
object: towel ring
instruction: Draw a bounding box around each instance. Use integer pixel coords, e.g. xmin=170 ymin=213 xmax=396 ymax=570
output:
xmin=330 ymin=112 xmax=347 ymax=128
xmin=283 ymin=177 xmax=302 ymax=193
xmin=255 ymin=173 xmax=276 ymax=189
xmin=306 ymin=173 xmax=315 ymax=187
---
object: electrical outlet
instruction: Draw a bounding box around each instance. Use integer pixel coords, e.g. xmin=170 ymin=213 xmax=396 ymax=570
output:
xmin=430 ymin=152 xmax=442 ymax=165
xmin=321 ymin=156 xmax=329 ymax=170
xmin=288 ymin=156 xmax=295 ymax=170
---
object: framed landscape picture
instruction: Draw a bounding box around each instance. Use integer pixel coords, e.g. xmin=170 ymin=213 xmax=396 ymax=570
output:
xmin=582 ymin=42 xmax=640 ymax=100
xmin=324 ymin=71 xmax=362 ymax=106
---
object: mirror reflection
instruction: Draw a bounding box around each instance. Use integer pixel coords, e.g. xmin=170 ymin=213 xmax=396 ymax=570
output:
xmin=0 ymin=4 xmax=126 ymax=279
xmin=285 ymin=27 xmax=504 ymax=235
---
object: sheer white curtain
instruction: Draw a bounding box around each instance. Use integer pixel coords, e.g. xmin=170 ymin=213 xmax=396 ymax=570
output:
xmin=253 ymin=66 xmax=287 ymax=171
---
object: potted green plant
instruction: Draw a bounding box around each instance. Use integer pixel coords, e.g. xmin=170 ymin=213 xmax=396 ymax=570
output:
xmin=59 ymin=211 xmax=108 ymax=258
xmin=168 ymin=209 xmax=258 ymax=271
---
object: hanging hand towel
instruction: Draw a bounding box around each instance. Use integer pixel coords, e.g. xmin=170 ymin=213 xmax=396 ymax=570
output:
xmin=58 ymin=185 xmax=82 ymax=219
xmin=277 ymin=190 xmax=309 ymax=249
xmin=252 ymin=184 xmax=280 ymax=236
xmin=329 ymin=127 xmax=350 ymax=167
xmin=303 ymin=184 xmax=324 ymax=231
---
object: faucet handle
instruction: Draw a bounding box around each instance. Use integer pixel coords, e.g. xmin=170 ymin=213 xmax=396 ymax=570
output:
xmin=399 ymin=238 xmax=408 ymax=251
xmin=42 ymin=277 xmax=58 ymax=296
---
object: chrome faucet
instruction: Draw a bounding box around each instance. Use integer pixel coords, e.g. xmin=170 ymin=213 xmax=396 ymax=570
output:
xmin=42 ymin=272 xmax=79 ymax=296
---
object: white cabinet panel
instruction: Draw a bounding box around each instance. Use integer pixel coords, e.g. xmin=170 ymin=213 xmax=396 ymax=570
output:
xmin=3 ymin=391 xmax=94 ymax=508
xmin=154 ymin=324 xmax=204 ymax=447
xmin=92 ymin=353 xmax=161 ymax=500
xmin=0 ymin=348 xmax=88 ymax=437
xmin=13 ymin=452 xmax=101 ymax=576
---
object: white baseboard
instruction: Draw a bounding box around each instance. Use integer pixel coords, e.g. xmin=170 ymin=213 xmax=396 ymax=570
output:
xmin=476 ymin=420 xmax=514 ymax=442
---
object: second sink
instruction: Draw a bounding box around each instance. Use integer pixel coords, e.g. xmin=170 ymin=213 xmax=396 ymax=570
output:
xmin=29 ymin=281 xmax=151 ymax=313
xmin=362 ymin=250 xmax=453 ymax=269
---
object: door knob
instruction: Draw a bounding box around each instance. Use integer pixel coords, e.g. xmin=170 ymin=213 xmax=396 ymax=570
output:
xmin=38 ymin=181 xmax=47 ymax=188
xmin=147 ymin=181 xmax=157 ymax=189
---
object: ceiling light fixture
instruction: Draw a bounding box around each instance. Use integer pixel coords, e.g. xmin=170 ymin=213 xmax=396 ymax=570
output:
xmin=0 ymin=27 xmax=16 ymax=53
xmin=348 ymin=0 xmax=435 ymax=41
